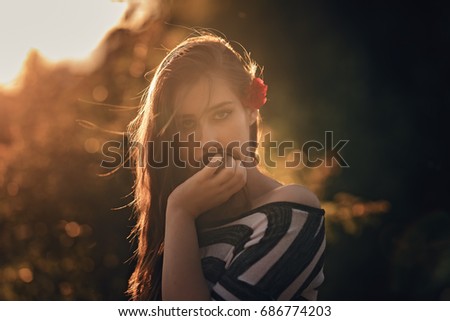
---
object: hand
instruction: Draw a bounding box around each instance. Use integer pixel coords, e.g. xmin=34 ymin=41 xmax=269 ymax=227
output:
xmin=167 ymin=155 xmax=247 ymax=219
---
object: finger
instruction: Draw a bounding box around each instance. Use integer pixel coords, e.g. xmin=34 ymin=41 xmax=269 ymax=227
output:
xmin=198 ymin=155 xmax=223 ymax=178
xmin=220 ymin=159 xmax=247 ymax=193
xmin=230 ymin=160 xmax=247 ymax=188
xmin=211 ymin=152 xmax=232 ymax=174
xmin=235 ymin=159 xmax=247 ymax=180
xmin=213 ymin=155 xmax=238 ymax=184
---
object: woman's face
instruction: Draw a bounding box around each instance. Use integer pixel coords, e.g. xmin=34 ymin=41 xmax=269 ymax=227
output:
xmin=173 ymin=75 xmax=257 ymax=169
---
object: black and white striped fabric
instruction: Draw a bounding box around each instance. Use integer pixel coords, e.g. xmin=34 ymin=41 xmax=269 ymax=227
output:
xmin=197 ymin=201 xmax=326 ymax=300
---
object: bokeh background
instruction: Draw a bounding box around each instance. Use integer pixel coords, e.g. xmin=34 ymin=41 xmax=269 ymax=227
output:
xmin=0 ymin=0 xmax=449 ymax=300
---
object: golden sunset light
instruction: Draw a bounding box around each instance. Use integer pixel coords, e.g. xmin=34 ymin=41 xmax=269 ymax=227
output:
xmin=0 ymin=0 xmax=127 ymax=86
xmin=0 ymin=0 xmax=447 ymax=305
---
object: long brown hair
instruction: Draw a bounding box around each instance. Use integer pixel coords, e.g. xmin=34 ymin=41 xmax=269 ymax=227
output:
xmin=126 ymin=32 xmax=262 ymax=300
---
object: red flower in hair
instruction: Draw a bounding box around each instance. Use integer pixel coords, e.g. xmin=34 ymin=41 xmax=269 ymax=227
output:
xmin=243 ymin=77 xmax=268 ymax=109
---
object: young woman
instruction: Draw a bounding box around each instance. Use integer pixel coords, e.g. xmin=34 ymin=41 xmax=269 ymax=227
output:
xmin=126 ymin=32 xmax=326 ymax=300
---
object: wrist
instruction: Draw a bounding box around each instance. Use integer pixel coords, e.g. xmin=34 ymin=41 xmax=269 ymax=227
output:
xmin=166 ymin=198 xmax=197 ymax=221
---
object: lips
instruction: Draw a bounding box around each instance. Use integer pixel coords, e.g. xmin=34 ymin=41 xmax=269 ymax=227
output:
xmin=202 ymin=147 xmax=238 ymax=173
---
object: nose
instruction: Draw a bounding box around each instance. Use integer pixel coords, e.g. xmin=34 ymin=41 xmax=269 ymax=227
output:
xmin=199 ymin=123 xmax=218 ymax=145
xmin=194 ymin=124 xmax=220 ymax=164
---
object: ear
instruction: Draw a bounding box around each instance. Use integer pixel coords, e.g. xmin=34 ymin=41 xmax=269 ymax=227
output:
xmin=247 ymin=108 xmax=258 ymax=126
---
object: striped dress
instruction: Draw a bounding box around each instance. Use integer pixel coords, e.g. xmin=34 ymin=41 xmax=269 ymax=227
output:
xmin=197 ymin=201 xmax=326 ymax=300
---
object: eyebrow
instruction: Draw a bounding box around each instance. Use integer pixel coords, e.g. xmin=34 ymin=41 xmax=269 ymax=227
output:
xmin=177 ymin=101 xmax=234 ymax=119
xmin=207 ymin=100 xmax=234 ymax=111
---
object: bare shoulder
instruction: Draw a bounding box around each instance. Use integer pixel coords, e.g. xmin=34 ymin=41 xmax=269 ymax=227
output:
xmin=268 ymin=184 xmax=321 ymax=209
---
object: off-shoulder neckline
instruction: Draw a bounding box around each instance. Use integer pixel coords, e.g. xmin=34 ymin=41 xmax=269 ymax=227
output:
xmin=197 ymin=201 xmax=325 ymax=229
xmin=244 ymin=201 xmax=325 ymax=216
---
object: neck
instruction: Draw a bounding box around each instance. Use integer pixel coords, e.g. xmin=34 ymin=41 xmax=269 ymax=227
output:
xmin=244 ymin=165 xmax=282 ymax=208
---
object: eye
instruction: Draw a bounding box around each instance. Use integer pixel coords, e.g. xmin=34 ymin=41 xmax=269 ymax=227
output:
xmin=213 ymin=109 xmax=232 ymax=120
xmin=180 ymin=118 xmax=196 ymax=130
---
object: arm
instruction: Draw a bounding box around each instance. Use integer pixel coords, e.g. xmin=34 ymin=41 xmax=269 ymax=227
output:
xmin=162 ymin=156 xmax=247 ymax=300
xmin=162 ymin=204 xmax=210 ymax=300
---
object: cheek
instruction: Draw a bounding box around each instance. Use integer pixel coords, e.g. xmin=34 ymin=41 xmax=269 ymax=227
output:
xmin=218 ymin=111 xmax=251 ymax=144
xmin=232 ymin=111 xmax=251 ymax=138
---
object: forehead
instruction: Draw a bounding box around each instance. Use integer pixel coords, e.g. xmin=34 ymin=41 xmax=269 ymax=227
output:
xmin=174 ymin=75 xmax=239 ymax=115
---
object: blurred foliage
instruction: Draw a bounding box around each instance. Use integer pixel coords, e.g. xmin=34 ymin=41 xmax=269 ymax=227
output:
xmin=0 ymin=0 xmax=448 ymax=300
